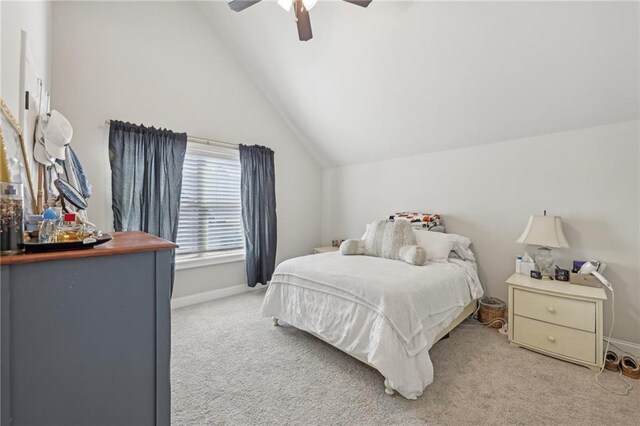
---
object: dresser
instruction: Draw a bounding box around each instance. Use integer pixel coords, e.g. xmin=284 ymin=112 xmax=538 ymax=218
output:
xmin=507 ymin=273 xmax=607 ymax=370
xmin=0 ymin=232 xmax=176 ymax=426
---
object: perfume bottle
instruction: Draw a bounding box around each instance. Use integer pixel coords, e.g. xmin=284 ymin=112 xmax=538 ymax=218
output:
xmin=39 ymin=208 xmax=58 ymax=243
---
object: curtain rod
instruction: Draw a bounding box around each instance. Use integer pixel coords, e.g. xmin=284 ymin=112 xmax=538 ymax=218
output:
xmin=104 ymin=119 xmax=239 ymax=148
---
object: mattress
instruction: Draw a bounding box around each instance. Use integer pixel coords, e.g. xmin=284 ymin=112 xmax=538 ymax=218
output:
xmin=261 ymin=252 xmax=484 ymax=399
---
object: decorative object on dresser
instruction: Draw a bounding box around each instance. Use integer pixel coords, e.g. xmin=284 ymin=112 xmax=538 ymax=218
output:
xmin=54 ymin=177 xmax=88 ymax=211
xmin=507 ymin=272 xmax=606 ymax=370
xmin=530 ymin=270 xmax=542 ymax=279
xmin=313 ymin=246 xmax=339 ymax=254
xmin=331 ymin=239 xmax=345 ymax=248
xmin=554 ymin=265 xmax=570 ymax=281
xmin=0 ymin=183 xmax=24 ymax=254
xmin=517 ymin=211 xmax=569 ymax=279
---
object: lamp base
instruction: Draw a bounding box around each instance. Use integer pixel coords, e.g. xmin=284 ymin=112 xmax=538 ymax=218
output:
xmin=534 ymin=246 xmax=554 ymax=280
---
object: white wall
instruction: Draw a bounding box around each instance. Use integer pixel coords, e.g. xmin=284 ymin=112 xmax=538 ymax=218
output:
xmin=322 ymin=121 xmax=640 ymax=344
xmin=51 ymin=1 xmax=322 ymax=298
xmin=0 ymin=0 xmax=52 ymax=113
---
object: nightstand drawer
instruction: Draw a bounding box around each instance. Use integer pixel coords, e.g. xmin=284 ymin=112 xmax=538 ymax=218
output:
xmin=513 ymin=315 xmax=596 ymax=364
xmin=513 ymin=288 xmax=595 ymax=332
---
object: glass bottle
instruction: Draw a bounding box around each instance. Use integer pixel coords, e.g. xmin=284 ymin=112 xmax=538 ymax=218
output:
xmin=39 ymin=208 xmax=58 ymax=243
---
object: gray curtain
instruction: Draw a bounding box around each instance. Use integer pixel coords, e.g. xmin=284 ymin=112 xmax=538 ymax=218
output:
xmin=108 ymin=121 xmax=187 ymax=290
xmin=239 ymin=144 xmax=277 ymax=287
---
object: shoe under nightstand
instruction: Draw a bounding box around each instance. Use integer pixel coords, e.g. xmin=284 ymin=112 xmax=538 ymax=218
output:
xmin=506 ymin=273 xmax=607 ymax=370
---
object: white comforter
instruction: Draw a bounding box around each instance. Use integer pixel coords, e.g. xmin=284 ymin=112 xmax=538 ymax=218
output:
xmin=261 ymin=252 xmax=484 ymax=399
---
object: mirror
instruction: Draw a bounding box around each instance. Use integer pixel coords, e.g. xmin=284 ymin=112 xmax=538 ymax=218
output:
xmin=54 ymin=178 xmax=88 ymax=211
xmin=0 ymin=98 xmax=37 ymax=214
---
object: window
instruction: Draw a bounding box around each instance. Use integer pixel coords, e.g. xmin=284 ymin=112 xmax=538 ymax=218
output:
xmin=176 ymin=142 xmax=244 ymax=259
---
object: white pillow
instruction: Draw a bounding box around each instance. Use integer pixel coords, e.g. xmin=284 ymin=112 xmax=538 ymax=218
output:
xmin=413 ymin=230 xmax=457 ymax=263
xmin=361 ymin=224 xmax=370 ymax=240
xmin=413 ymin=230 xmax=473 ymax=263
xmin=452 ymin=237 xmax=475 ymax=262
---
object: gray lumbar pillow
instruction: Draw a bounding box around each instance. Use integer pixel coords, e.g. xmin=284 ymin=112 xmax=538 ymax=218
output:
xmin=339 ymin=239 xmax=365 ymax=255
xmin=340 ymin=220 xmax=426 ymax=265
xmin=399 ymin=245 xmax=427 ymax=266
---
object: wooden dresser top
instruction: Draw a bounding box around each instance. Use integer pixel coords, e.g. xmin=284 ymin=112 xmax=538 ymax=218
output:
xmin=0 ymin=231 xmax=177 ymax=266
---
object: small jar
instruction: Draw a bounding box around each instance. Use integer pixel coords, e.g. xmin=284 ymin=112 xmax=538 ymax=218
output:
xmin=0 ymin=183 xmax=24 ymax=255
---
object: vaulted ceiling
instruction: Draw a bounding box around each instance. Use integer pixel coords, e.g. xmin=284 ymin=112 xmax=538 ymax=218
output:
xmin=199 ymin=1 xmax=639 ymax=167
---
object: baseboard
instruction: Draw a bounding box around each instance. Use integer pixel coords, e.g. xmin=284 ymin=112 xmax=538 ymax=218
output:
xmin=604 ymin=337 xmax=640 ymax=357
xmin=171 ymin=283 xmax=265 ymax=309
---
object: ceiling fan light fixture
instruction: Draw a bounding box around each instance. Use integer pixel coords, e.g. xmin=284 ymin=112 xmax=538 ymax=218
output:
xmin=229 ymin=0 xmax=372 ymax=41
xmin=302 ymin=0 xmax=318 ymax=11
xmin=279 ymin=0 xmax=317 ymax=12
xmin=277 ymin=0 xmax=293 ymax=12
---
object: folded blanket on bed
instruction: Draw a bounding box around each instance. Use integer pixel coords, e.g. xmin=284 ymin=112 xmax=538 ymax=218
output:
xmin=390 ymin=212 xmax=442 ymax=230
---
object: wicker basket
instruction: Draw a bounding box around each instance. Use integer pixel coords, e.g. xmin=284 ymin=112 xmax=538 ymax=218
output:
xmin=478 ymin=296 xmax=506 ymax=328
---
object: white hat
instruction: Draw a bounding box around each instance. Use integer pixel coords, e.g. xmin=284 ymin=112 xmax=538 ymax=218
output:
xmin=42 ymin=110 xmax=73 ymax=160
xmin=34 ymin=116 xmax=56 ymax=166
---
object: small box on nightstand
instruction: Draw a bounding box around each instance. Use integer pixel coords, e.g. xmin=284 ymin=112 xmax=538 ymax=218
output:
xmin=569 ymin=272 xmax=602 ymax=288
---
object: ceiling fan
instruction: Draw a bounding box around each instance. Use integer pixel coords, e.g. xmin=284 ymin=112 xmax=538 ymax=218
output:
xmin=228 ymin=0 xmax=372 ymax=42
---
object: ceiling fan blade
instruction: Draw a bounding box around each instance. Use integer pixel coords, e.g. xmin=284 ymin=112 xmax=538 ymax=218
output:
xmin=228 ymin=0 xmax=262 ymax=12
xmin=294 ymin=0 xmax=313 ymax=41
xmin=343 ymin=0 xmax=372 ymax=7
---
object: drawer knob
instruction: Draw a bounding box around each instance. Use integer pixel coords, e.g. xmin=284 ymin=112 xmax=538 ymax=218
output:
xmin=547 ymin=335 xmax=556 ymax=343
xmin=547 ymin=306 xmax=556 ymax=313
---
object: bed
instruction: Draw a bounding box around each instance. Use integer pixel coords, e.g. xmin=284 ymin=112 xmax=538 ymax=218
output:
xmin=261 ymin=248 xmax=484 ymax=399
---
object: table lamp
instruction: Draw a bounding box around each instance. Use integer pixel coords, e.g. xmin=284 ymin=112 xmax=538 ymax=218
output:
xmin=517 ymin=211 xmax=569 ymax=279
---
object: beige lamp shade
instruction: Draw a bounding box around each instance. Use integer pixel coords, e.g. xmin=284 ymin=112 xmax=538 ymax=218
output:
xmin=517 ymin=215 xmax=569 ymax=248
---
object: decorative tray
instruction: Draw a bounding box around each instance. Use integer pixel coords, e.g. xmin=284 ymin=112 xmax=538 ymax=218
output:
xmin=23 ymin=234 xmax=112 ymax=253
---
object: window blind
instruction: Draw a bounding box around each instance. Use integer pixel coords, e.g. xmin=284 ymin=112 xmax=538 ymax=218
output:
xmin=176 ymin=143 xmax=244 ymax=256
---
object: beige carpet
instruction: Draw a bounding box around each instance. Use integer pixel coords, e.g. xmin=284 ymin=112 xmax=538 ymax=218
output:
xmin=171 ymin=290 xmax=639 ymax=425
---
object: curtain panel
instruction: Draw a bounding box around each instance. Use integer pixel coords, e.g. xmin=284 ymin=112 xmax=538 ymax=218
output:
xmin=108 ymin=121 xmax=187 ymax=289
xmin=239 ymin=144 xmax=277 ymax=287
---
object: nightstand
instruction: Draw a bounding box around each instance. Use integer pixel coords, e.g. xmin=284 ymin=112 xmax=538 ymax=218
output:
xmin=507 ymin=273 xmax=607 ymax=370
xmin=313 ymin=246 xmax=339 ymax=254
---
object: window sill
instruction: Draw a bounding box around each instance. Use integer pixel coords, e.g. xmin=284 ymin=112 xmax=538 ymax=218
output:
xmin=175 ymin=250 xmax=245 ymax=271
